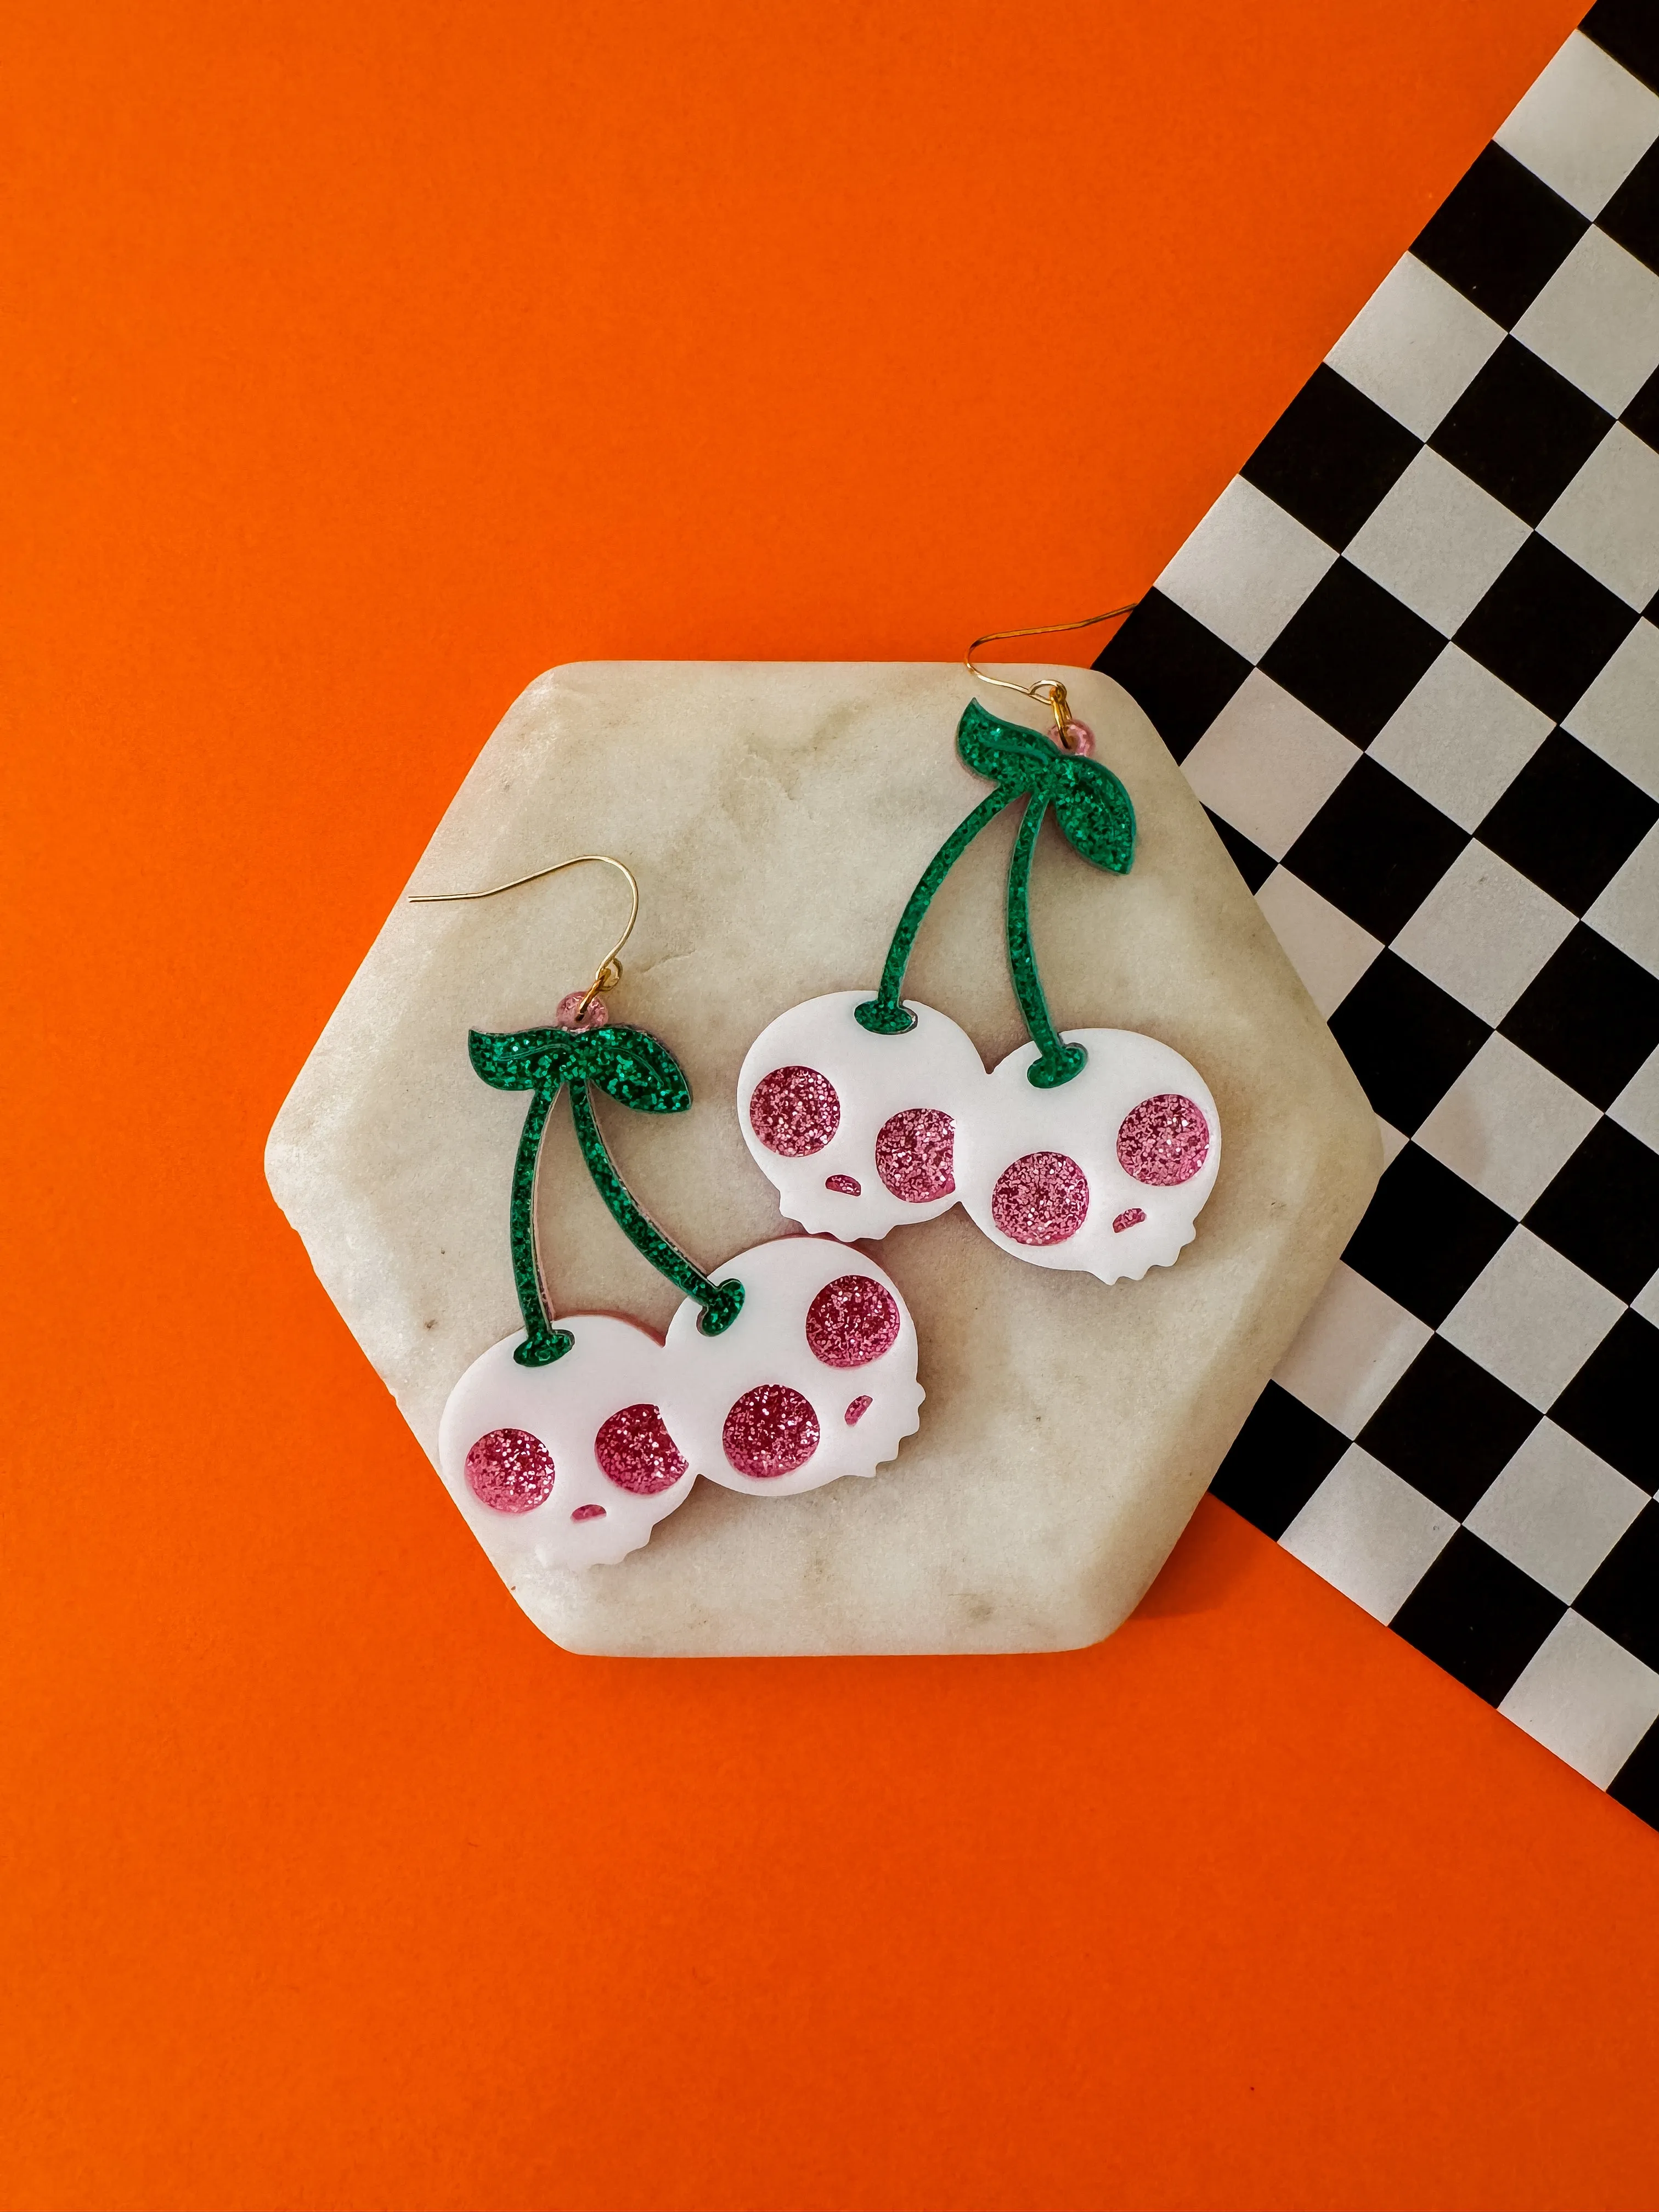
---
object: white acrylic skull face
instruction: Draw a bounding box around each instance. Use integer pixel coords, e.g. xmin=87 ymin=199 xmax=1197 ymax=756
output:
xmin=953 ymin=1029 xmax=1220 ymax=1283
xmin=738 ymin=991 xmax=986 ymax=1237
xmin=437 ymin=1314 xmax=696 ymax=1569
xmin=663 ymin=1235 xmax=923 ymax=1496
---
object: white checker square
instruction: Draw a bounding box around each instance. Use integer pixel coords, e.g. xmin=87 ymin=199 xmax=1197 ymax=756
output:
xmin=1370 ymin=644 xmax=1552 ymax=831
xmin=1539 ymin=425 xmax=1659 ymax=610
xmin=1634 ymin=1270 xmax=1659 ymax=1327
xmin=1494 ymin=31 xmax=1659 ymax=218
xmin=1587 ymin=821 xmax=1659 ymax=981
xmin=1415 ymin=1033 xmax=1600 ymax=1217
xmin=1392 ymin=840 xmax=1575 ymax=1024
xmin=1181 ymin=670 xmax=1359 ymax=859
xmin=1499 ymin=1611 xmax=1659 ymax=1788
xmin=1378 ymin=1117 xmax=1409 ymax=1169
xmin=1281 ymin=1446 xmax=1456 ymax=1623
xmin=1563 ymin=616 xmax=1659 ymax=802
xmin=1441 ymin=1226 xmax=1623 ymax=1409
xmin=1513 ymin=229 xmax=1659 ymax=414
xmin=1610 ymin=1046 xmax=1659 ymax=1150
xmin=1465 ymin=1419 xmax=1646 ymax=1601
xmin=1254 ymin=866 xmax=1382 ymax=1019
xmin=1273 ymin=1261 xmax=1433 ymax=1437
xmin=1325 ymin=253 xmax=1505 ymax=439
xmin=1155 ymin=477 xmax=1338 ymax=661
xmin=1345 ymin=448 xmax=1529 ymax=634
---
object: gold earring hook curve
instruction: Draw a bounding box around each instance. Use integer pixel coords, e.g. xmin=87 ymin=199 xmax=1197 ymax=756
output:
xmin=409 ymin=853 xmax=640 ymax=1015
xmin=965 ymin=603 xmax=1139 ymax=740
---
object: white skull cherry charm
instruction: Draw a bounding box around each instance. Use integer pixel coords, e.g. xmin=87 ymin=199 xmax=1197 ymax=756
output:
xmin=420 ymin=856 xmax=924 ymax=1575
xmin=738 ymin=695 xmax=1221 ymax=1284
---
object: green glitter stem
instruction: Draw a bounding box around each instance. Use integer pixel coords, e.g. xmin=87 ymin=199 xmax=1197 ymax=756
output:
xmin=509 ymin=1086 xmax=576 ymax=1368
xmin=1005 ymin=794 xmax=1086 ymax=1088
xmin=855 ymin=787 xmax=1015 ymax=1034
xmin=565 ymin=1081 xmax=744 ymax=1338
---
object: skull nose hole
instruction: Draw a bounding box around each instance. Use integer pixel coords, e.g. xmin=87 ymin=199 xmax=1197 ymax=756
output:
xmin=571 ymin=1504 xmax=607 ymax=1521
xmin=826 ymin=1173 xmax=861 ymax=1194
xmin=1113 ymin=1207 xmax=1147 ymax=1232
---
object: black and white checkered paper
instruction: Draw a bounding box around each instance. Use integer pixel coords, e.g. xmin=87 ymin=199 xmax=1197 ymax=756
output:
xmin=1100 ymin=0 xmax=1659 ymax=1829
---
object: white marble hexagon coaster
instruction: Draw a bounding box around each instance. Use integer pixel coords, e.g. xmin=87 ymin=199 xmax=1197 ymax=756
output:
xmin=266 ymin=662 xmax=1380 ymax=1656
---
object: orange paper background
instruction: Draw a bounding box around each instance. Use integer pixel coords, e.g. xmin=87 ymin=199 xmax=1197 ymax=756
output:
xmin=7 ymin=3 xmax=1657 ymax=2207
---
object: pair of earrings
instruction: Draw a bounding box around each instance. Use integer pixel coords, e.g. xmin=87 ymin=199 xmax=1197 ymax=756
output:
xmin=422 ymin=620 xmax=1220 ymax=1571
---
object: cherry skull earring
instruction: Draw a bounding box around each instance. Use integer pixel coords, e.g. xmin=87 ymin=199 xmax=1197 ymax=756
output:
xmin=414 ymin=855 xmax=923 ymax=1570
xmin=738 ymin=614 xmax=1221 ymax=1282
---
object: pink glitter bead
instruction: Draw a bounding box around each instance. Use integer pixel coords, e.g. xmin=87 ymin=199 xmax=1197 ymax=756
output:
xmin=845 ymin=1395 xmax=872 ymax=1425
xmin=875 ymin=1107 xmax=955 ymax=1203
xmin=723 ymin=1384 xmax=821 ymax=1478
xmin=1113 ymin=1206 xmax=1147 ymax=1232
xmin=805 ymin=1273 xmax=901 ymax=1368
xmin=465 ymin=1427 xmax=556 ymax=1514
xmin=571 ymin=1503 xmax=607 ymax=1521
xmin=990 ymin=1151 xmax=1090 ymax=1245
xmin=1117 ymin=1094 xmax=1210 ymax=1186
xmin=1060 ymin=719 xmax=1094 ymax=755
xmin=825 ymin=1173 xmax=862 ymax=1195
xmin=555 ymin=990 xmax=609 ymax=1031
xmin=749 ymin=1065 xmax=840 ymax=1156
xmin=594 ymin=1402 xmax=688 ymax=1495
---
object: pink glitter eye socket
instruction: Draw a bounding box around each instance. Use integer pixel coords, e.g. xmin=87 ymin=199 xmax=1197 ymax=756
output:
xmin=1117 ymin=1094 xmax=1210 ymax=1186
xmin=594 ymin=1403 xmax=689 ymax=1496
xmin=465 ymin=1428 xmax=556 ymax=1514
xmin=723 ymin=1384 xmax=821 ymax=1478
xmin=875 ymin=1107 xmax=956 ymax=1204
xmin=991 ymin=1152 xmax=1090 ymax=1245
xmin=805 ymin=1274 xmax=901 ymax=1369
xmin=1113 ymin=1207 xmax=1147 ymax=1232
xmin=749 ymin=1065 xmax=840 ymax=1156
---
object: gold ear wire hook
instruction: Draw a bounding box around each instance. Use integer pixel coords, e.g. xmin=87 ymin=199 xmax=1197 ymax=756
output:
xmin=409 ymin=853 xmax=640 ymax=1014
xmin=965 ymin=603 xmax=1139 ymax=741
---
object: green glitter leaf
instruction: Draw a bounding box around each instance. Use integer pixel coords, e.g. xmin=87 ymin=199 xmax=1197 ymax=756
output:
xmin=469 ymin=1026 xmax=576 ymax=1092
xmin=1049 ymin=753 xmax=1135 ymax=874
xmin=574 ymin=1024 xmax=693 ymax=1114
xmin=955 ymin=698 xmax=1061 ymax=787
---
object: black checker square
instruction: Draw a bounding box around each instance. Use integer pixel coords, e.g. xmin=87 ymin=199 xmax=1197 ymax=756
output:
xmin=1456 ymin=534 xmax=1638 ymax=723
xmin=1259 ymin=562 xmax=1446 ymax=746
xmin=1328 ymin=951 xmax=1489 ymax=1135
xmin=1092 ymin=589 xmax=1250 ymax=764
xmin=1343 ymin=1144 xmax=1514 ymax=1328
xmin=1411 ymin=143 xmax=1588 ymax=328
xmin=1576 ymin=1501 xmax=1659 ymax=1672
xmin=1358 ymin=1333 xmax=1541 ymax=1519
xmin=1584 ymin=0 xmax=1659 ymax=99
xmin=1430 ymin=339 xmax=1614 ymax=525
xmin=1204 ymin=807 xmax=1275 ymax=893
xmin=1209 ymin=1381 xmax=1348 ymax=1539
xmin=1600 ymin=139 xmax=1659 ymax=278
xmin=1526 ymin=1116 xmax=1659 ymax=1303
xmin=1624 ymin=363 xmax=1659 ymax=453
xmin=1239 ymin=364 xmax=1421 ymax=550
xmin=1283 ymin=755 xmax=1468 ymax=943
xmin=1392 ymin=1529 xmax=1566 ymax=1702
xmin=1611 ymin=1718 xmax=1659 ymax=1830
xmin=1477 ymin=729 xmax=1659 ymax=913
xmin=1550 ymin=1310 xmax=1659 ymax=1491
xmin=1500 ymin=923 xmax=1659 ymax=1110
